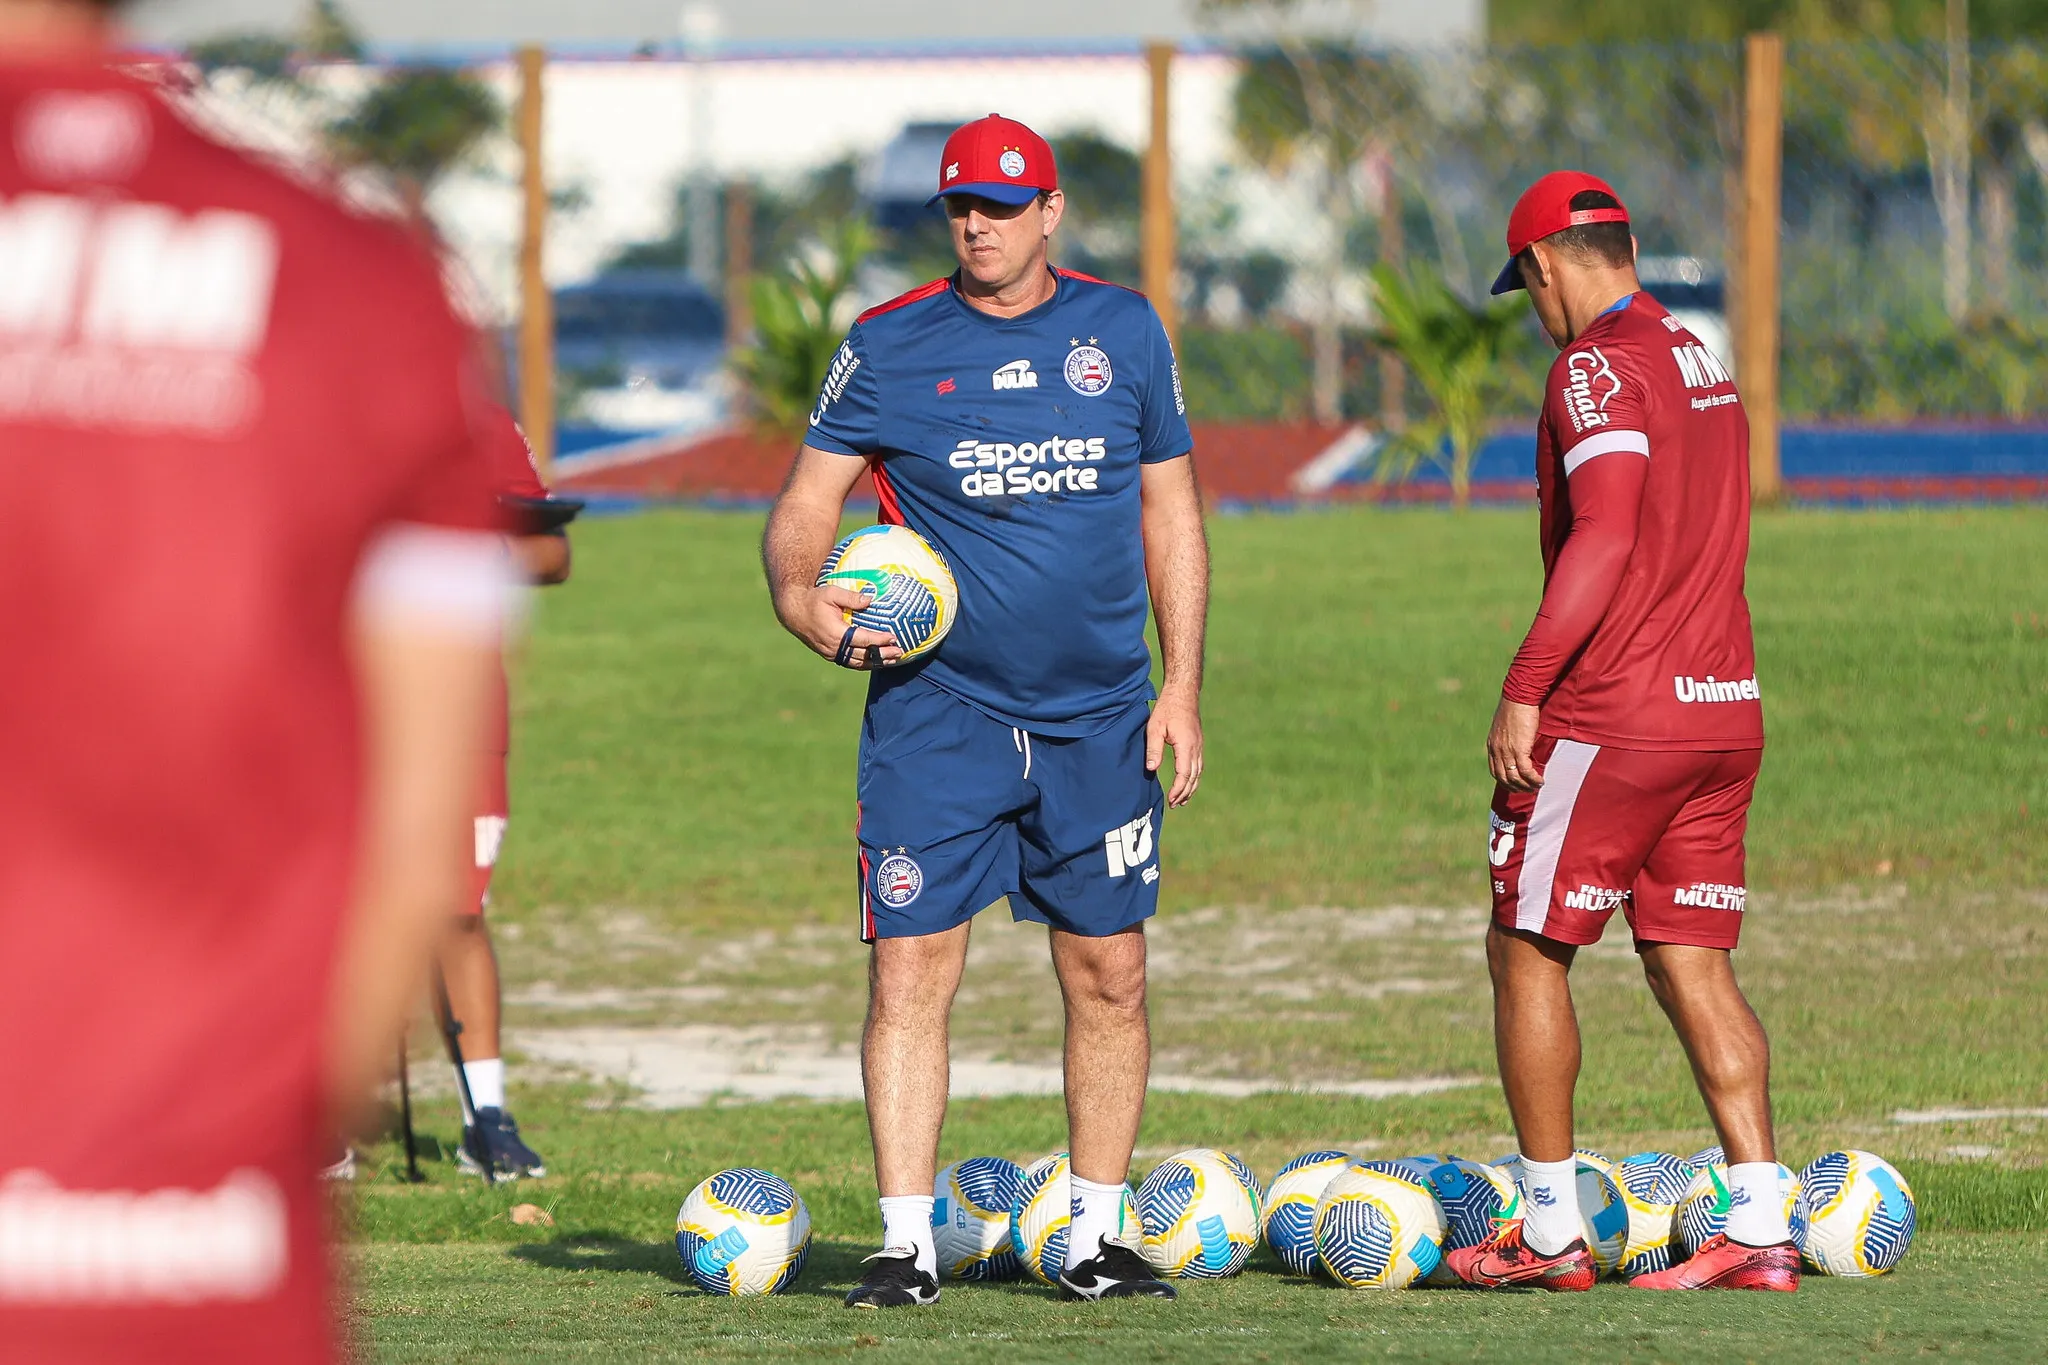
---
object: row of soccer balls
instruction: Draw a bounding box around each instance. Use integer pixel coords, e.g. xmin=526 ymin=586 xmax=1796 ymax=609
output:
xmin=672 ymin=1146 xmax=1916 ymax=1296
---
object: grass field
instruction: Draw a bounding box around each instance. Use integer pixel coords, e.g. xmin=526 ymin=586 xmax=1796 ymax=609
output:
xmin=350 ymin=504 xmax=2048 ymax=1361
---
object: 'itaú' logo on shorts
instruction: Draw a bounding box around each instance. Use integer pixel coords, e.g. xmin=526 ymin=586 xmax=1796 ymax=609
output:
xmin=0 ymin=1167 xmax=288 ymax=1303
xmin=1105 ymin=810 xmax=1155 ymax=878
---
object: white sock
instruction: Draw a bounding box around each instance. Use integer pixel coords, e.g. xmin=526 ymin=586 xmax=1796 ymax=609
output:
xmin=1064 ymin=1174 xmax=1127 ymax=1271
xmin=878 ymin=1194 xmax=937 ymax=1279
xmin=1724 ymin=1162 xmax=1791 ymax=1246
xmin=1518 ymin=1156 xmax=1582 ymax=1256
xmin=463 ymin=1058 xmax=505 ymax=1112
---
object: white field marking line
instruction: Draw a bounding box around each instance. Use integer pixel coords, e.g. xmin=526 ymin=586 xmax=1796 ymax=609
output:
xmin=1891 ymin=1107 xmax=2048 ymax=1124
xmin=513 ymin=1026 xmax=1483 ymax=1111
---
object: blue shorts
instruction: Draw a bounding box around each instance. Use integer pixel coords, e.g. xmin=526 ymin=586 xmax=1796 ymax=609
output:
xmin=856 ymin=673 xmax=1164 ymax=942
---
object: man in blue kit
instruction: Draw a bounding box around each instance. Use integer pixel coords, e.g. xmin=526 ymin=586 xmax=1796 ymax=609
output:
xmin=763 ymin=114 xmax=1210 ymax=1307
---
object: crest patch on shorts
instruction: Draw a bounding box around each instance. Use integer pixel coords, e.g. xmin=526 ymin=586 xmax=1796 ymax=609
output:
xmin=875 ymin=852 xmax=924 ymax=908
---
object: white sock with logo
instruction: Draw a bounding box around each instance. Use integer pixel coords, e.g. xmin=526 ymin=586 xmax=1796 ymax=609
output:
xmin=1517 ymin=1156 xmax=1582 ymax=1256
xmin=1724 ymin=1162 xmax=1792 ymax=1246
xmin=1064 ymin=1175 xmax=1128 ymax=1272
xmin=878 ymin=1194 xmax=938 ymax=1280
xmin=462 ymin=1058 xmax=505 ymax=1113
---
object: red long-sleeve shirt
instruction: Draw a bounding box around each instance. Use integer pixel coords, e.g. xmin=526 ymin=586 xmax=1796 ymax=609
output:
xmin=1501 ymin=292 xmax=1764 ymax=752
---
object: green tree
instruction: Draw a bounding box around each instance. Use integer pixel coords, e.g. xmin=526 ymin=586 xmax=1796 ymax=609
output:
xmin=300 ymin=0 xmax=365 ymax=60
xmin=1489 ymin=0 xmax=2048 ymax=43
xmin=326 ymin=68 xmax=502 ymax=211
xmin=729 ymin=222 xmax=876 ymax=439
xmin=1366 ymin=263 xmax=1524 ymax=510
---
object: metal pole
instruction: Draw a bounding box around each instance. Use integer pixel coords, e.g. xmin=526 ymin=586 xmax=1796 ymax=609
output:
xmin=1141 ymin=40 xmax=1177 ymax=349
xmin=682 ymin=5 xmax=722 ymax=293
xmin=1739 ymin=32 xmax=1785 ymax=505
xmin=432 ymin=966 xmax=495 ymax=1185
xmin=397 ymin=1043 xmax=424 ymax=1183
xmin=516 ymin=45 xmax=555 ymax=475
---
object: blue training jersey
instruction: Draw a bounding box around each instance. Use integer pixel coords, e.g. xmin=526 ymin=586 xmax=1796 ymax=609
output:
xmin=807 ymin=268 xmax=1193 ymax=736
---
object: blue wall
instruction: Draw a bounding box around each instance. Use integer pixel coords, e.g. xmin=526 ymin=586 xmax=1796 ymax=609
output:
xmin=1338 ymin=426 xmax=2048 ymax=493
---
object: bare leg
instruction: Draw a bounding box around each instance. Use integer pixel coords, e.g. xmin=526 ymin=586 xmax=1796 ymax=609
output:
xmin=1488 ymin=923 xmax=1581 ymax=1163
xmin=1049 ymin=926 xmax=1150 ymax=1185
xmin=435 ymin=916 xmax=502 ymax=1059
xmin=864 ymin=923 xmax=972 ymax=1197
xmin=1639 ymin=943 xmax=1776 ymax=1164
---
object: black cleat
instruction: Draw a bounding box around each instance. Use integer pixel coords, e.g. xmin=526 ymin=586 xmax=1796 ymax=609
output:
xmin=458 ymin=1106 xmax=547 ymax=1180
xmin=1058 ymin=1236 xmax=1178 ymax=1301
xmin=844 ymin=1249 xmax=940 ymax=1308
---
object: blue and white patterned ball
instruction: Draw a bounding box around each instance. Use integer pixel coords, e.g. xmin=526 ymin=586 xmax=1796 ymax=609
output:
xmin=1134 ymin=1148 xmax=1264 ymax=1278
xmin=674 ymin=1167 xmax=811 ymax=1295
xmin=1262 ymin=1150 xmax=1350 ymax=1277
xmin=1313 ymin=1161 xmax=1446 ymax=1290
xmin=1614 ymin=1152 xmax=1698 ymax=1277
xmin=1685 ymin=1144 xmax=1727 ymax=1170
xmin=934 ymin=1157 xmax=1026 ymax=1281
xmin=1401 ymin=1155 xmax=1519 ymax=1285
xmin=817 ymin=524 xmax=958 ymax=664
xmin=1796 ymin=1150 xmax=1916 ymax=1277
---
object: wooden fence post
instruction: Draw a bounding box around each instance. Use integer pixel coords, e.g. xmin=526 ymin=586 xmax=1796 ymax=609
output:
xmin=1142 ymin=41 xmax=1177 ymax=349
xmin=724 ymin=180 xmax=754 ymax=350
xmin=1739 ymin=32 xmax=1785 ymax=504
xmin=516 ymin=45 xmax=555 ymax=474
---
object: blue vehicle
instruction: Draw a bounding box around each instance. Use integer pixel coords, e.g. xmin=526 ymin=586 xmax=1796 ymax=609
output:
xmin=523 ymin=270 xmax=728 ymax=446
xmin=863 ymin=122 xmax=955 ymax=232
xmin=552 ymin=269 xmax=726 ymax=393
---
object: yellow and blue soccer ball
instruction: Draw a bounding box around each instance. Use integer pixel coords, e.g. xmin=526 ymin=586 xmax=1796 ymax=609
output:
xmin=817 ymin=524 xmax=958 ymax=664
xmin=674 ymin=1167 xmax=811 ymax=1295
xmin=1009 ymin=1152 xmax=1139 ymax=1286
xmin=1262 ymin=1150 xmax=1350 ymax=1277
xmin=935 ymin=1157 xmax=1026 ymax=1281
xmin=1404 ymin=1155 xmax=1520 ymax=1284
xmin=1614 ymin=1152 xmax=1698 ymax=1277
xmin=1312 ymin=1161 xmax=1446 ymax=1289
xmin=1496 ymin=1154 xmax=1631 ymax=1276
xmin=1795 ymin=1150 xmax=1916 ymax=1277
xmin=1134 ymin=1148 xmax=1264 ymax=1279
xmin=1676 ymin=1161 xmax=1800 ymax=1257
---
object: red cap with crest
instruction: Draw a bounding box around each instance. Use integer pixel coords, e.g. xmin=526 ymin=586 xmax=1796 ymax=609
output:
xmin=1489 ymin=170 xmax=1631 ymax=294
xmin=927 ymin=114 xmax=1059 ymax=208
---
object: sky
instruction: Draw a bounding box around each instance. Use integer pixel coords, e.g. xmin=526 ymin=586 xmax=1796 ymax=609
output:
xmin=127 ymin=0 xmax=1485 ymax=53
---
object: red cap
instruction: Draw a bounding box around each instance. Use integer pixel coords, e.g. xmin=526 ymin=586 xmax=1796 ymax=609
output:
xmin=1489 ymin=171 xmax=1631 ymax=295
xmin=927 ymin=114 xmax=1058 ymax=208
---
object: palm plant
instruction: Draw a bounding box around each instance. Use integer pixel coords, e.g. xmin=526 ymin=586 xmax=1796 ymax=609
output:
xmin=326 ymin=68 xmax=501 ymax=213
xmin=1368 ymin=262 xmax=1525 ymax=510
xmin=730 ymin=221 xmax=877 ymax=438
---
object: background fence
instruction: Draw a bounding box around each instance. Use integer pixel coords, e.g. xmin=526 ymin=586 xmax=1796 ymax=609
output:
xmin=161 ymin=21 xmax=2048 ymax=493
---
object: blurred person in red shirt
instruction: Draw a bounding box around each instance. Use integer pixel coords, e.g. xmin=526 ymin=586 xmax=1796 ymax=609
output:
xmin=0 ymin=2 xmax=512 ymax=1360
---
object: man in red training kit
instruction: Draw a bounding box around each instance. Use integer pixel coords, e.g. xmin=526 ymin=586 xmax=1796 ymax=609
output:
xmin=437 ymin=407 xmax=572 ymax=1180
xmin=1446 ymin=173 xmax=1796 ymax=1293
xmin=0 ymin=3 xmax=510 ymax=1361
